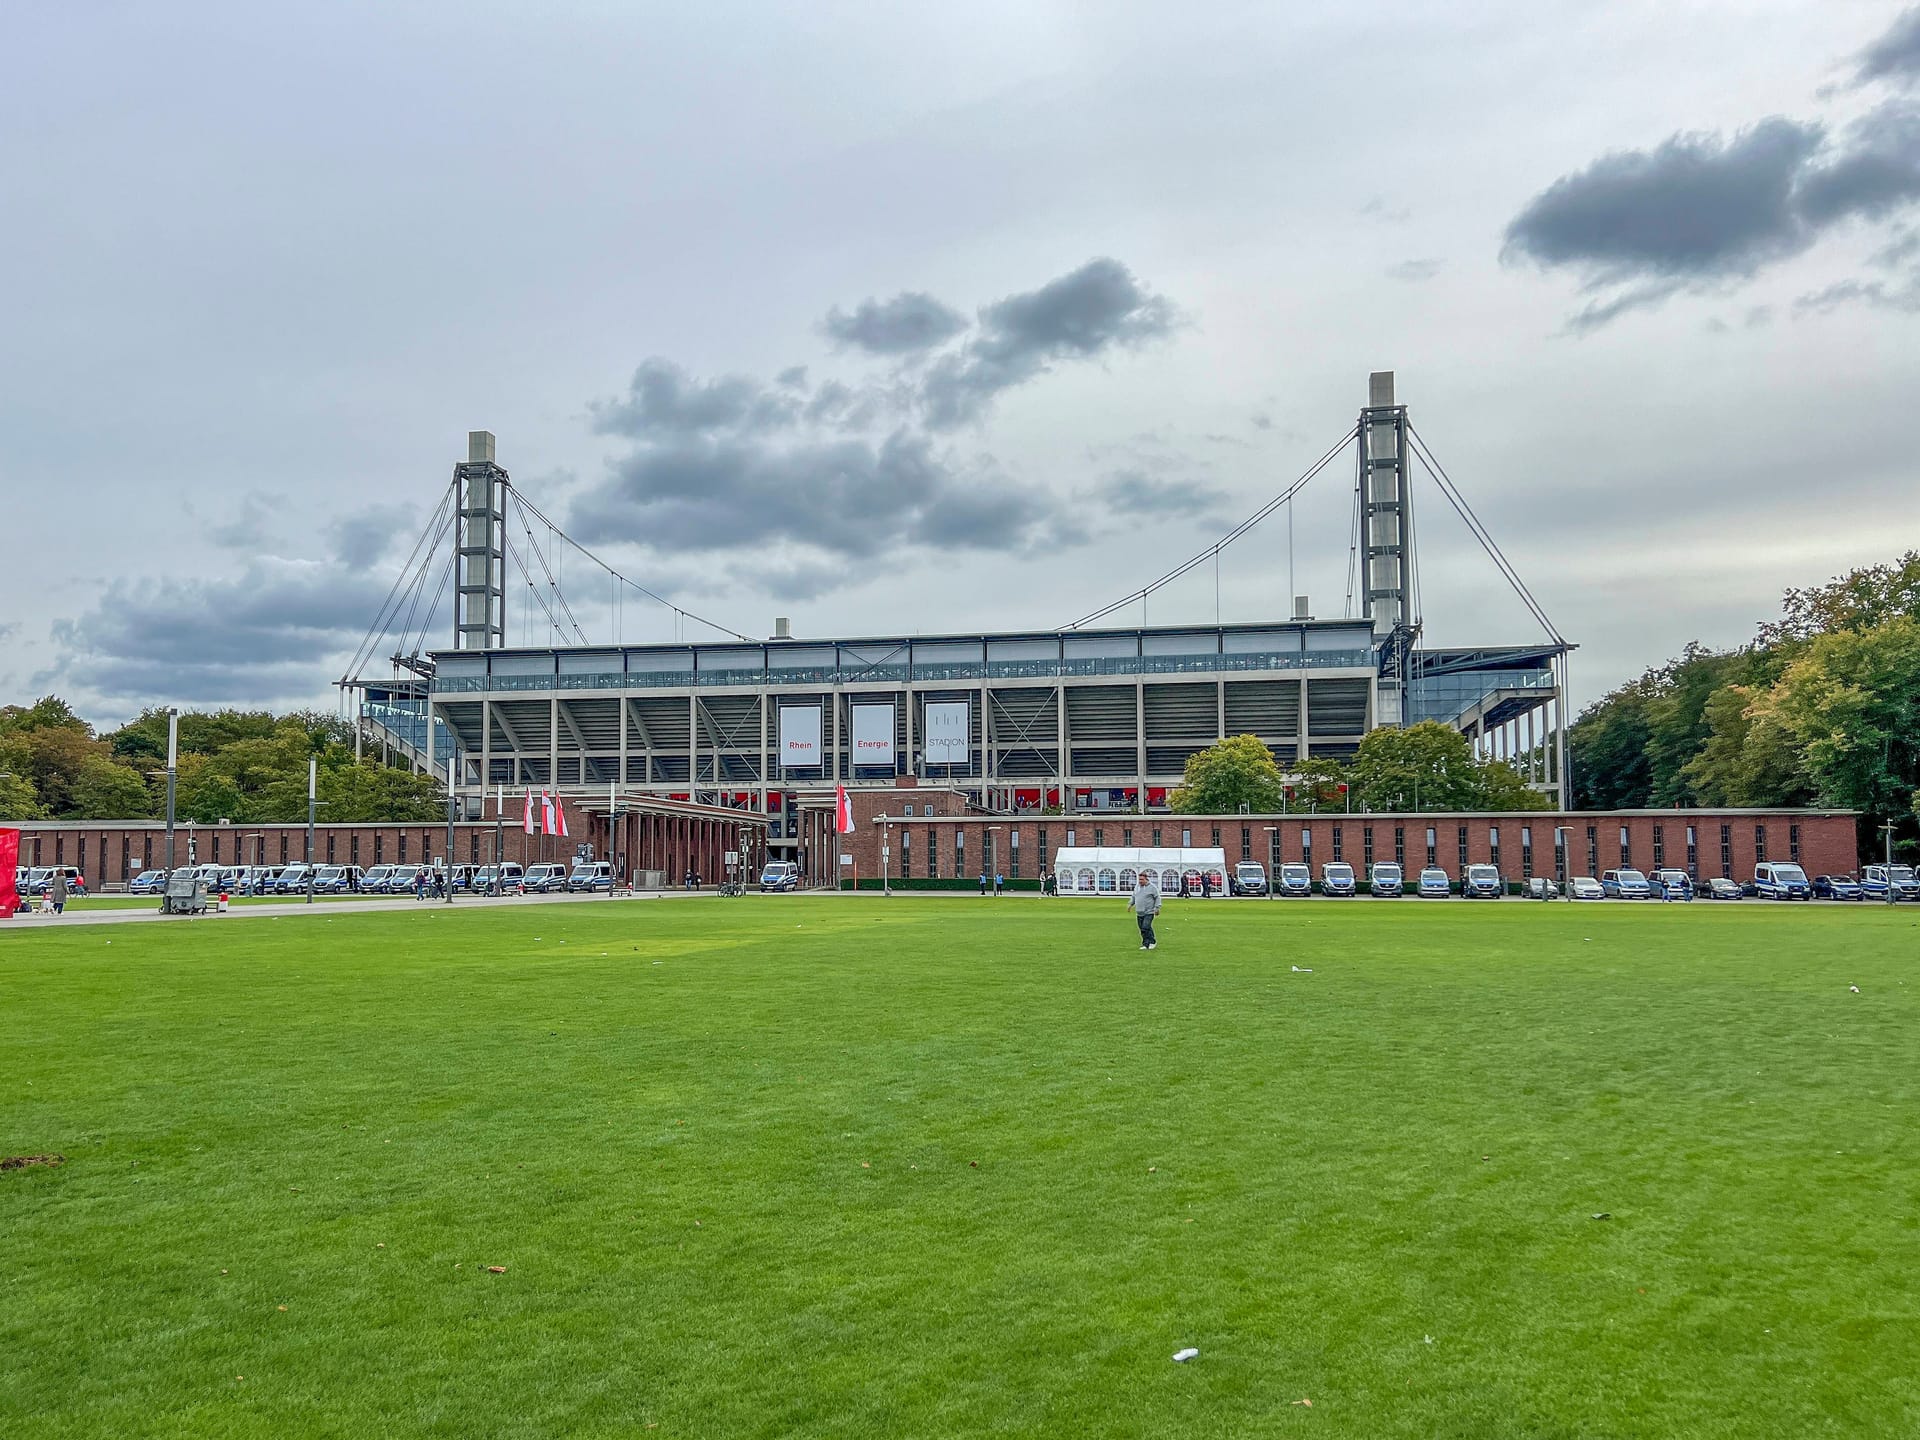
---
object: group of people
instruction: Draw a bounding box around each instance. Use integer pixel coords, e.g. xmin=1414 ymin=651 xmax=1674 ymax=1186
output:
xmin=975 ymin=872 xmax=1006 ymax=896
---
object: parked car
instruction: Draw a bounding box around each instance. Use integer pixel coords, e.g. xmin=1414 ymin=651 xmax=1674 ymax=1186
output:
xmin=469 ymin=863 xmax=525 ymax=894
xmin=128 ymin=868 xmax=169 ymax=895
xmin=1369 ymin=862 xmax=1403 ymax=897
xmin=28 ymin=865 xmax=89 ymax=896
xmin=1568 ymin=875 xmax=1606 ymax=900
xmin=1753 ymin=862 xmax=1813 ymax=901
xmin=273 ymin=863 xmax=316 ymax=894
xmin=1523 ymin=876 xmax=1561 ymax=899
xmin=354 ymin=864 xmax=395 ymax=894
xmin=1703 ymin=876 xmax=1744 ymax=900
xmin=523 ymin=862 xmax=570 ymax=893
xmin=1860 ymin=864 xmax=1920 ymax=901
xmin=1275 ymin=864 xmax=1312 ymax=897
xmin=759 ymin=860 xmax=800 ymax=892
xmin=311 ymin=865 xmax=364 ymax=894
xmin=1653 ymin=869 xmax=1694 ymax=901
xmin=1230 ymin=861 xmax=1269 ymax=896
xmin=1461 ymin=863 xmax=1504 ymax=899
xmin=1814 ymin=874 xmax=1863 ymax=901
xmin=384 ymin=865 xmax=426 ymax=895
xmin=567 ymin=861 xmax=613 ymax=893
xmin=1320 ymin=862 xmax=1356 ymax=897
xmin=1600 ymin=868 xmax=1652 ymax=899
xmin=1417 ymin=867 xmax=1451 ymax=898
xmin=450 ymin=864 xmax=478 ymax=892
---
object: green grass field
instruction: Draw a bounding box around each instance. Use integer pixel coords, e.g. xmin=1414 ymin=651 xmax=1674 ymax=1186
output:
xmin=4 ymin=898 xmax=1917 ymax=1438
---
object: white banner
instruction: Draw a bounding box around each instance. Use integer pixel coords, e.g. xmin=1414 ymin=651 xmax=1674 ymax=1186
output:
xmin=778 ymin=704 xmax=823 ymax=768
xmin=851 ymin=704 xmax=896 ymax=767
xmin=923 ymin=700 xmax=970 ymax=766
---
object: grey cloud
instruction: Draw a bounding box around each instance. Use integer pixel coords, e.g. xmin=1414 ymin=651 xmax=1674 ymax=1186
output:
xmin=1250 ymin=412 xmax=1273 ymax=431
xmin=1795 ymin=274 xmax=1920 ymax=313
xmin=775 ymin=365 xmax=809 ymax=390
xmin=1505 ymin=118 xmax=1823 ymax=282
xmin=821 ymin=291 xmax=967 ymax=355
xmin=568 ymin=259 xmax=1178 ymax=597
xmin=920 ymin=258 xmax=1177 ymax=429
xmin=0 ymin=622 xmax=19 ymax=643
xmin=209 ymin=494 xmax=277 ymax=551
xmin=571 ymin=428 xmax=1066 ymax=562
xmin=46 ymin=559 xmax=386 ymax=705
xmin=1387 ymin=258 xmax=1443 ymax=282
xmin=1857 ymin=6 xmax=1920 ymax=87
xmin=328 ymin=503 xmax=417 ymax=570
xmin=1794 ymin=103 xmax=1920 ymax=225
xmin=591 ymin=358 xmax=799 ymax=438
xmin=1508 ymin=102 xmax=1920 ymax=327
xmin=1097 ymin=468 xmax=1231 ymax=521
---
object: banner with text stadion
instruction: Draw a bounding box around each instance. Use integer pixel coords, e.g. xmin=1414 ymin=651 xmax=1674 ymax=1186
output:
xmin=851 ymin=704 xmax=895 ymax=767
xmin=923 ymin=701 xmax=969 ymax=766
xmin=778 ymin=705 xmax=822 ymax=767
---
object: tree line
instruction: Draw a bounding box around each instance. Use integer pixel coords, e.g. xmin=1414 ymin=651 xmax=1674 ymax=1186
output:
xmin=1570 ymin=552 xmax=1920 ymax=853
xmin=1170 ymin=725 xmax=1548 ymax=815
xmin=0 ymin=699 xmax=448 ymax=824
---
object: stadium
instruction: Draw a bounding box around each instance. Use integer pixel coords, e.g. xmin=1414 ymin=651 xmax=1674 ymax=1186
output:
xmin=351 ymin=374 xmax=1574 ymax=863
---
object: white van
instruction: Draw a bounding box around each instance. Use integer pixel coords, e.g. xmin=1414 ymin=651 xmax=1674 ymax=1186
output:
xmin=759 ymin=861 xmax=800 ymax=892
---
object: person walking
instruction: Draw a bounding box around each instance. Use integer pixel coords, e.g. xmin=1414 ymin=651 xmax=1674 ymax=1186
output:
xmin=49 ymin=870 xmax=69 ymax=915
xmin=1128 ymin=874 xmax=1160 ymax=949
xmin=978 ymin=870 xmax=988 ymax=896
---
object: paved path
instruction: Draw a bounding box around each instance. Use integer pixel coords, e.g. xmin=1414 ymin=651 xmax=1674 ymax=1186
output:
xmin=2 ymin=891 xmax=676 ymax=929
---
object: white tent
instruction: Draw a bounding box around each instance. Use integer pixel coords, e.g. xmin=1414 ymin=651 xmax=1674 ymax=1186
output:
xmin=1049 ymin=846 xmax=1228 ymax=896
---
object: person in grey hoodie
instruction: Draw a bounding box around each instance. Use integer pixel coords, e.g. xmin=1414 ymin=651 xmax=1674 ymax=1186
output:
xmin=49 ymin=870 xmax=68 ymax=915
xmin=1129 ymin=875 xmax=1161 ymax=950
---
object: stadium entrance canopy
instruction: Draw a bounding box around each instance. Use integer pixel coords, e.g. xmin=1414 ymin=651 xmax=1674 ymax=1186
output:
xmin=1051 ymin=846 xmax=1227 ymax=895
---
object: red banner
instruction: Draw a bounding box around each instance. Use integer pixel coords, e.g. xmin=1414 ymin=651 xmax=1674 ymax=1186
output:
xmin=0 ymin=829 xmax=18 ymax=919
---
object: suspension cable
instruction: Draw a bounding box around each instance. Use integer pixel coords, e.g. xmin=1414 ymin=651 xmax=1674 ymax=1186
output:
xmin=1065 ymin=423 xmax=1358 ymax=630
xmin=1405 ymin=425 xmax=1562 ymax=645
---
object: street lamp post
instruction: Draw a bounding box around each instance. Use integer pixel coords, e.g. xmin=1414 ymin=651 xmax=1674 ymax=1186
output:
xmin=305 ymin=757 xmax=317 ymax=905
xmin=444 ymin=754 xmax=457 ymax=905
xmin=1884 ymin=818 xmax=1897 ymax=906
xmin=164 ymin=707 xmax=179 ymax=873
xmin=1554 ymin=826 xmax=1571 ymax=901
xmin=878 ymin=813 xmax=891 ymax=897
xmin=987 ymin=825 xmax=1002 ymax=893
xmin=1263 ymin=826 xmax=1277 ymax=899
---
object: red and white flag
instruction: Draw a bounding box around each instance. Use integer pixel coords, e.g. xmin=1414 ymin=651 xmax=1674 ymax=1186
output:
xmin=555 ymin=795 xmax=570 ymax=838
xmin=523 ymin=788 xmax=536 ymax=835
xmin=835 ymin=784 xmax=854 ymax=835
xmin=541 ymin=791 xmax=558 ymax=836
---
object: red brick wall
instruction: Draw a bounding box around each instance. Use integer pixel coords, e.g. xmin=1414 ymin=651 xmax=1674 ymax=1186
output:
xmin=831 ymin=803 xmax=1859 ymax=885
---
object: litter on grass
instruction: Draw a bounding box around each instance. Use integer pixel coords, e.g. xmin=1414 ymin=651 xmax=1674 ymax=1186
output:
xmin=1291 ymin=965 xmax=1313 ymax=973
xmin=1172 ymin=1348 xmax=1199 ymax=1363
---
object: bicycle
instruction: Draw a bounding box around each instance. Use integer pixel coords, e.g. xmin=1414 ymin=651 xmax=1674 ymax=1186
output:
xmin=718 ymin=880 xmax=745 ymax=897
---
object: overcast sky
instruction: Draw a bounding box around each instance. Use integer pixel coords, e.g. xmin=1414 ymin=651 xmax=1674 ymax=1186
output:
xmin=6 ymin=1 xmax=1919 ymax=724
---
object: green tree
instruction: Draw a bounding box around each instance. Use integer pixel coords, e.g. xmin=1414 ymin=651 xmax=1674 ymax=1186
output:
xmin=0 ymin=769 xmax=45 ymax=818
xmin=1762 ymin=616 xmax=1920 ymax=819
xmin=1679 ymin=685 xmax=1809 ymax=807
xmin=67 ymin=757 xmax=156 ymax=818
xmin=1348 ymin=721 xmax=1487 ymax=812
xmin=315 ymin=761 xmax=447 ymax=823
xmin=1169 ymin=734 xmax=1285 ymax=814
xmin=1477 ymin=759 xmax=1552 ymax=811
xmin=1568 ymin=678 xmax=1656 ymax=809
xmin=1285 ymin=757 xmax=1349 ymax=811
xmin=1761 ymin=550 xmax=1920 ymax=645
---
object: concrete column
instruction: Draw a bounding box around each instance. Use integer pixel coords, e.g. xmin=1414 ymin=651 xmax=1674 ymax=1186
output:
xmin=1135 ymin=681 xmax=1147 ymax=813
xmin=1056 ymin=682 xmax=1068 ymax=809
xmin=758 ymin=694 xmax=769 ymax=822
xmin=480 ymin=700 xmax=492 ymax=805
xmin=549 ymin=697 xmax=560 ymax=794
xmin=904 ymin=686 xmax=916 ymax=780
xmin=1298 ymin=677 xmax=1311 ymax=760
xmin=689 ymin=695 xmax=699 ymax=805
xmin=830 ymin=690 xmax=842 ymax=783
